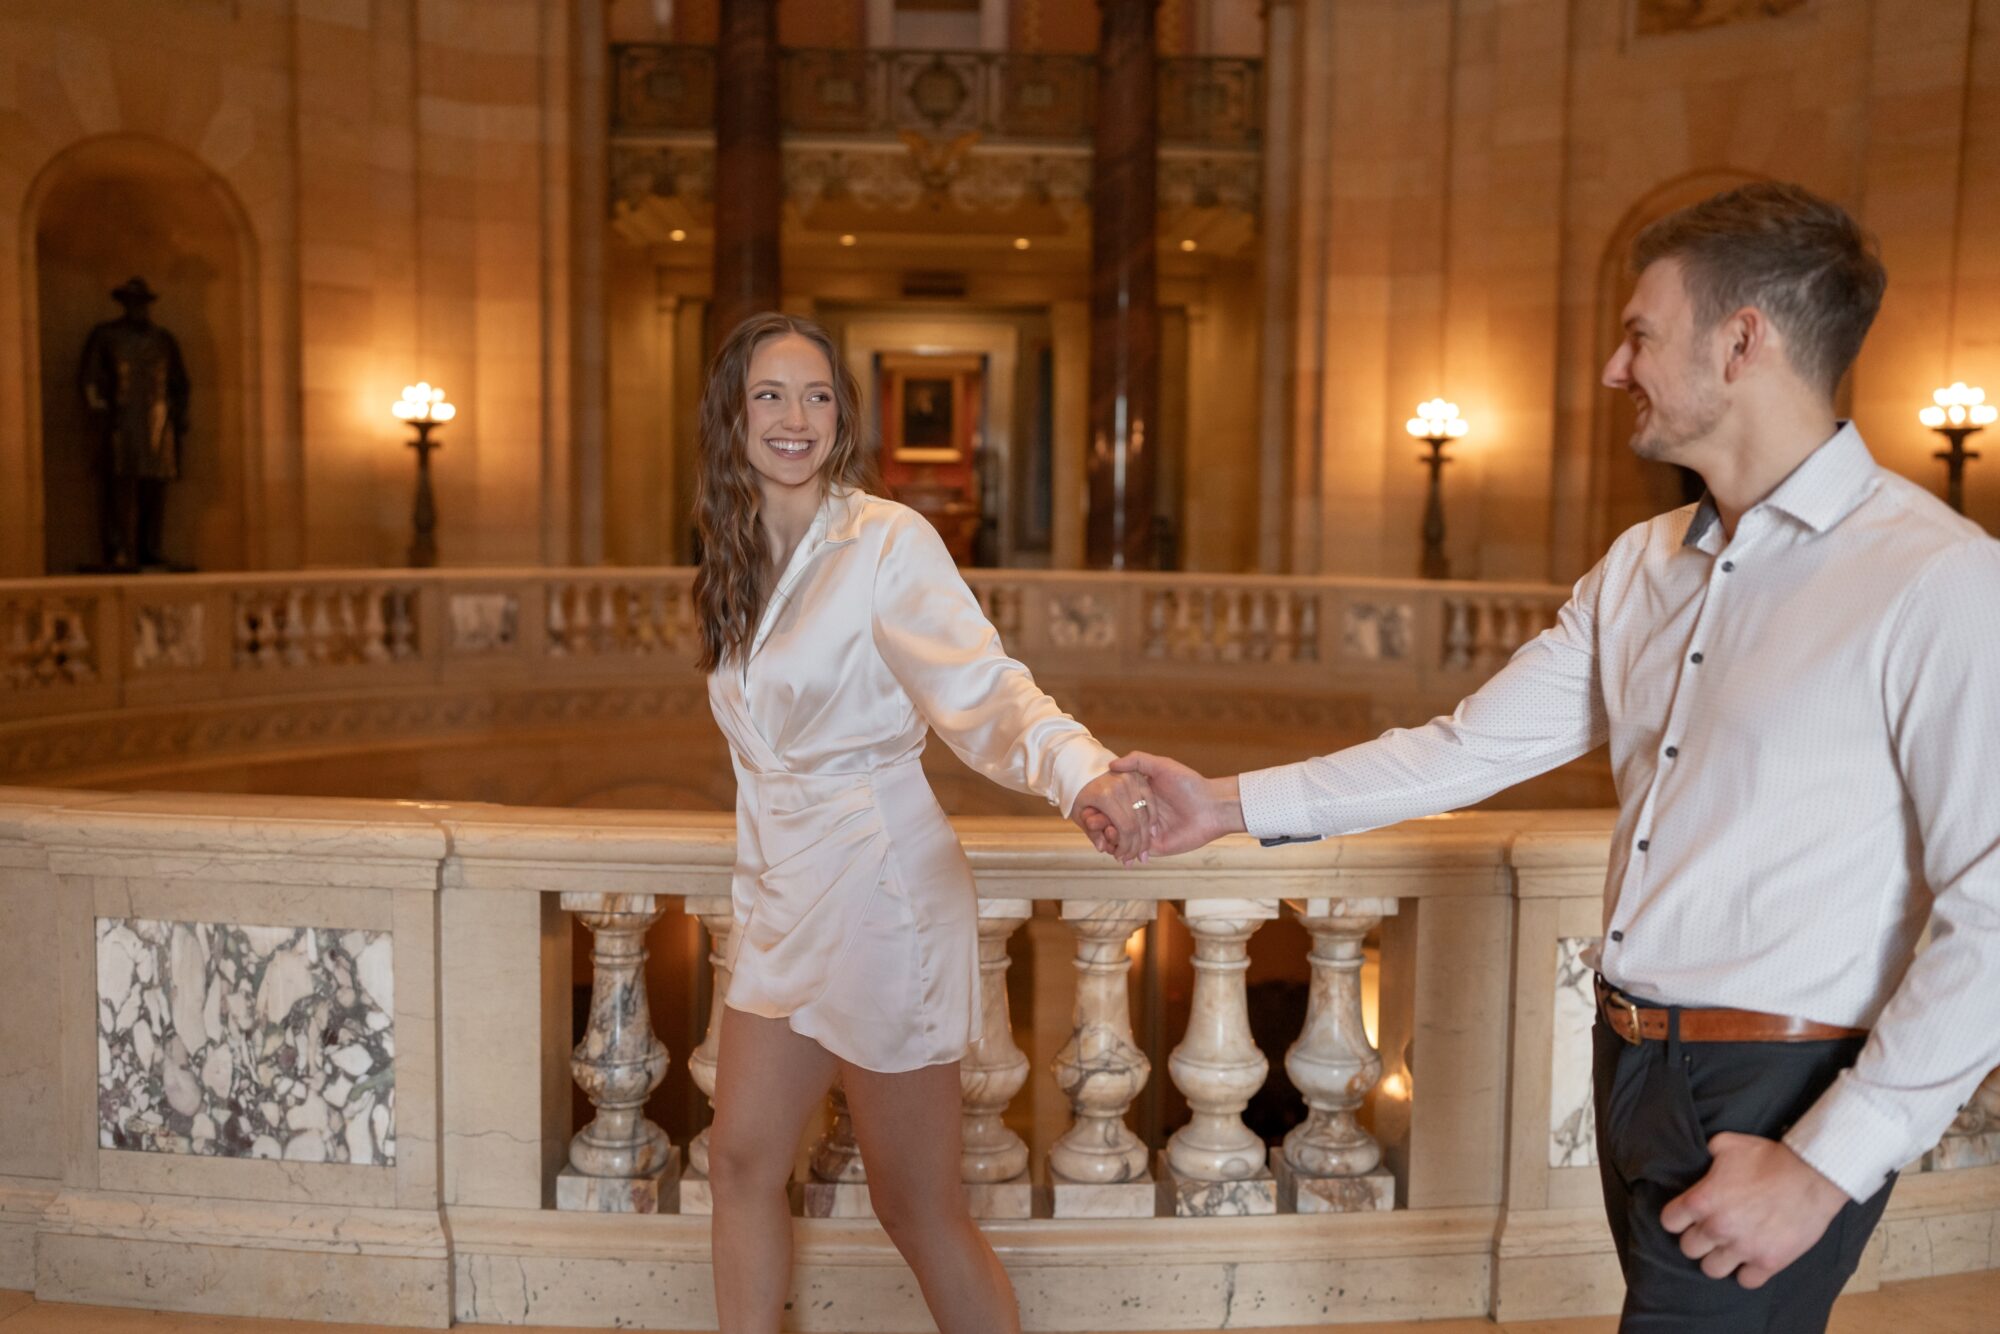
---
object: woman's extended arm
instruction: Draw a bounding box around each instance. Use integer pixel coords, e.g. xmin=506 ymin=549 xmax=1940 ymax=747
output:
xmin=869 ymin=510 xmax=1151 ymax=859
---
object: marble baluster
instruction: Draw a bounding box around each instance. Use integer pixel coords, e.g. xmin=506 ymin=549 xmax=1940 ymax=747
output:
xmin=1271 ymin=592 xmax=1296 ymax=663
xmin=1170 ymin=591 xmax=1195 ymax=659
xmin=1144 ymin=590 xmax=1169 ymax=657
xmin=963 ymin=899 xmax=1034 ymax=1218
xmin=1162 ymin=898 xmax=1280 ymax=1216
xmin=1442 ymin=597 xmax=1473 ymax=670
xmin=1049 ymin=899 xmax=1156 ymax=1217
xmin=1277 ymin=896 xmax=1398 ymax=1211
xmin=361 ymin=588 xmax=390 ymax=663
xmin=1296 ymin=594 xmax=1320 ymax=662
xmin=802 ymin=1079 xmax=870 ymax=1217
xmin=280 ymin=591 xmax=307 ymax=667
xmin=546 ymin=586 xmax=570 ymax=656
xmin=1247 ymin=590 xmax=1271 ymax=662
xmin=679 ymin=896 xmax=734 ymax=1214
xmin=1196 ymin=589 xmax=1219 ymax=661
xmin=557 ymin=892 xmax=677 ymax=1212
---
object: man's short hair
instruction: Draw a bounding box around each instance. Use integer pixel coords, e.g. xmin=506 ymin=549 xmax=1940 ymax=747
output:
xmin=1632 ymin=182 xmax=1886 ymax=396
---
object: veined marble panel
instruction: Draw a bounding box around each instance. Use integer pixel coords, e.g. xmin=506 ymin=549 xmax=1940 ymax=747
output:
xmin=1549 ymin=935 xmax=1598 ymax=1168
xmin=95 ymin=917 xmax=396 ymax=1165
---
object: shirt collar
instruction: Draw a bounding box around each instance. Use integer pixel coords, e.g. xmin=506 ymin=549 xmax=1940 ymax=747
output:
xmin=1680 ymin=421 xmax=1878 ymax=549
xmin=822 ymin=484 xmax=869 ymax=545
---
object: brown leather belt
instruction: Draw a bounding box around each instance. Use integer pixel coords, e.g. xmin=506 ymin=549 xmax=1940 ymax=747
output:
xmin=1595 ymin=979 xmax=1868 ymax=1045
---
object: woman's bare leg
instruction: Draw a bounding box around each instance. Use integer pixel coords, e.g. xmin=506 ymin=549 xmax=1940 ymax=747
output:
xmin=708 ymin=1008 xmax=839 ymax=1333
xmin=843 ymin=1059 xmax=1022 ymax=1334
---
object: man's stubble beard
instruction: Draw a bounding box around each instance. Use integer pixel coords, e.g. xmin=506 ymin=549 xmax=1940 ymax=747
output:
xmin=1629 ymin=367 xmax=1725 ymax=466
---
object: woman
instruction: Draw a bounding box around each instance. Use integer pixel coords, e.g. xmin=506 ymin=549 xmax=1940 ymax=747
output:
xmin=694 ymin=312 xmax=1153 ymax=1333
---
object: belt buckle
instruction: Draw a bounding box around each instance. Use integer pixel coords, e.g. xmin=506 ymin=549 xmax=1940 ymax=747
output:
xmin=1619 ymin=995 xmax=1643 ymax=1045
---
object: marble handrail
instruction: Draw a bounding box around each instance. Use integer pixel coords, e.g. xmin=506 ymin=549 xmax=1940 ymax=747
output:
xmin=7 ymin=786 xmax=2000 ymax=1328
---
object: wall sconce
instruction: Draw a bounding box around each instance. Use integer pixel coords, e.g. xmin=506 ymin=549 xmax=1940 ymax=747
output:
xmin=1406 ymin=398 xmax=1468 ymax=580
xmin=393 ymin=382 xmax=455 ymax=567
xmin=1920 ymin=382 xmax=1994 ymax=515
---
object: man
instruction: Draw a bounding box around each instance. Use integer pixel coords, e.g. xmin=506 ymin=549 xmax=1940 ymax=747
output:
xmin=1096 ymin=183 xmax=2000 ymax=1331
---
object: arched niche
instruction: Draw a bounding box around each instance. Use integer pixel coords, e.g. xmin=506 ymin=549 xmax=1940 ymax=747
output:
xmin=26 ymin=135 xmax=258 ymax=573
xmin=1585 ymin=169 xmax=1766 ymax=556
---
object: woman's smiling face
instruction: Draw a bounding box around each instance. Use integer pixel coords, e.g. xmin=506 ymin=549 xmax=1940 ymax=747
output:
xmin=743 ymin=333 xmax=839 ymax=496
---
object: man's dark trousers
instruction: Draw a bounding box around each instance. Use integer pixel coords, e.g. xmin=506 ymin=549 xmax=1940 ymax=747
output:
xmin=1592 ymin=1004 xmax=1895 ymax=1332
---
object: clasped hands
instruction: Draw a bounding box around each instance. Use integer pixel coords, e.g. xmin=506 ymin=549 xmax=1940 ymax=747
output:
xmin=1068 ymin=751 xmax=1246 ymax=865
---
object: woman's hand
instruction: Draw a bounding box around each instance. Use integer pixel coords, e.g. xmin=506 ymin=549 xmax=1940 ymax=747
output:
xmin=1070 ymin=770 xmax=1156 ymax=865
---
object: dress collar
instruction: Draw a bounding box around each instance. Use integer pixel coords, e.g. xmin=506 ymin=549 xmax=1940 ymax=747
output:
xmin=746 ymin=485 xmax=868 ymax=666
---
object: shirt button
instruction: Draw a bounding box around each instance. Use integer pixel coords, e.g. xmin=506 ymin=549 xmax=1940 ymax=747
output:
xmin=1721 ymin=561 xmax=1736 ymax=573
xmin=1690 ymin=652 xmax=1704 ymax=665
xmin=1664 ymin=745 xmax=1679 ymax=759
xmin=1611 ymin=930 xmax=1625 ymax=942
xmin=1637 ymin=839 xmax=1651 ymax=852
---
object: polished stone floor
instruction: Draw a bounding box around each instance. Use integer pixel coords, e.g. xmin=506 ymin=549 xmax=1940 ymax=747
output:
xmin=2 ymin=1270 xmax=1998 ymax=1332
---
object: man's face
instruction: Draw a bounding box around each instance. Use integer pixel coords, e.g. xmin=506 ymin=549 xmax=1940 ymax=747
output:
xmin=1601 ymin=257 xmax=1726 ymax=464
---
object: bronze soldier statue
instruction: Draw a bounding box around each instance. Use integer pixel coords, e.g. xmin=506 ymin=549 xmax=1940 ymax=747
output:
xmin=78 ymin=276 xmax=190 ymax=570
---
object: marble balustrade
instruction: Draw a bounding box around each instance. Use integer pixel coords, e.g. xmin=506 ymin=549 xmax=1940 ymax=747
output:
xmin=5 ymin=791 xmax=1999 ymax=1331
xmin=0 ymin=568 xmax=1567 ymax=733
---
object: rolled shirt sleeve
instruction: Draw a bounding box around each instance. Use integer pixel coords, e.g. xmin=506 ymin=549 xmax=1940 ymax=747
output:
xmin=870 ymin=510 xmax=1114 ymax=817
xmin=1783 ymin=539 xmax=2000 ymax=1201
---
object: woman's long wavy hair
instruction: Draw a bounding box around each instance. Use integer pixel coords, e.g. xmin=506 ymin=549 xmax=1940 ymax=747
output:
xmin=693 ymin=312 xmax=874 ymax=673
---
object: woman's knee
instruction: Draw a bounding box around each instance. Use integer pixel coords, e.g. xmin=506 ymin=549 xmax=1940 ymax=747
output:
xmin=706 ymin=1124 xmax=793 ymax=1196
xmin=867 ymin=1174 xmax=968 ymax=1243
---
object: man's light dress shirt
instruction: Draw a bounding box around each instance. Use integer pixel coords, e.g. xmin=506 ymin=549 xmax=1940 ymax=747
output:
xmin=1238 ymin=424 xmax=2000 ymax=1201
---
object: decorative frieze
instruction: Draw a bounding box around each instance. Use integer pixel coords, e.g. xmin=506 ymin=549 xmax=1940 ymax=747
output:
xmin=95 ymin=918 xmax=395 ymax=1165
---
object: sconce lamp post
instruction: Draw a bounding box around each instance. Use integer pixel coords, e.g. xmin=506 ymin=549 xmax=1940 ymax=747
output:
xmin=394 ymin=382 xmax=456 ymax=567
xmin=1406 ymin=398 xmax=1468 ymax=580
xmin=1920 ymin=382 xmax=1994 ymax=516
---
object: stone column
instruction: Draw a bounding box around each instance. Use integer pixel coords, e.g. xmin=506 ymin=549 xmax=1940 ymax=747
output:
xmin=1255 ymin=0 xmax=1299 ymax=572
xmin=1049 ymin=899 xmax=1156 ymax=1216
xmin=557 ymin=892 xmax=678 ymax=1212
xmin=712 ymin=0 xmax=782 ymax=343
xmin=802 ymin=1080 xmax=871 ymax=1217
xmin=1162 ymin=898 xmax=1279 ymax=1215
xmin=1085 ymin=0 xmax=1162 ymax=569
xmin=678 ymin=895 xmax=733 ymax=1214
xmin=963 ymin=899 xmax=1034 ymax=1218
xmin=1277 ymin=896 xmax=1397 ymax=1211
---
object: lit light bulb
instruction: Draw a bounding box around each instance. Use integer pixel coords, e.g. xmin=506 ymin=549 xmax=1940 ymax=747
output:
xmin=668 ymin=228 xmax=687 ymax=242
xmin=1405 ymin=397 xmax=1468 ymax=441
xmin=839 ymin=233 xmax=857 ymax=247
xmin=1179 ymin=238 xmax=1197 ymax=252
xmin=1012 ymin=237 xmax=1031 ymax=251
xmin=393 ymin=382 xmax=454 ymax=424
xmin=1924 ymin=382 xmax=1996 ymax=429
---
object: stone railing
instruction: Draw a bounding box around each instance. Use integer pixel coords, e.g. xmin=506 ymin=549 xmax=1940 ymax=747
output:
xmin=611 ymin=44 xmax=1262 ymax=149
xmin=0 ymin=566 xmax=1564 ymax=717
xmin=3 ymin=790 xmax=1996 ymax=1330
xmin=0 ymin=568 xmax=1575 ymax=796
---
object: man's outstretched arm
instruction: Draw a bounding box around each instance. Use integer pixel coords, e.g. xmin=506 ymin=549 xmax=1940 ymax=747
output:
xmin=1090 ymin=560 xmax=1613 ymax=856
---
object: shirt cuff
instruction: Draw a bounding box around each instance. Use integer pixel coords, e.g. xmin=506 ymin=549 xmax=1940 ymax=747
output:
xmin=1782 ymin=1073 xmax=1909 ymax=1203
xmin=1049 ymin=736 xmax=1119 ymax=820
xmin=1239 ymin=763 xmax=1318 ymax=840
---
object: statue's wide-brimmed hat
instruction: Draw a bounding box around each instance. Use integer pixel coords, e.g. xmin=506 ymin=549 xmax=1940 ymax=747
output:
xmin=111 ymin=276 xmax=158 ymax=305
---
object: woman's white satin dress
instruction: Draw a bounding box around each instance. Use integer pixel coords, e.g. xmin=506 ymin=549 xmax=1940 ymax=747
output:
xmin=707 ymin=487 xmax=1115 ymax=1072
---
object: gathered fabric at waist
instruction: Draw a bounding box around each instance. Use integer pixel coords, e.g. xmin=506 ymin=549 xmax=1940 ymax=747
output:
xmin=733 ymin=752 xmax=935 ymax=876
